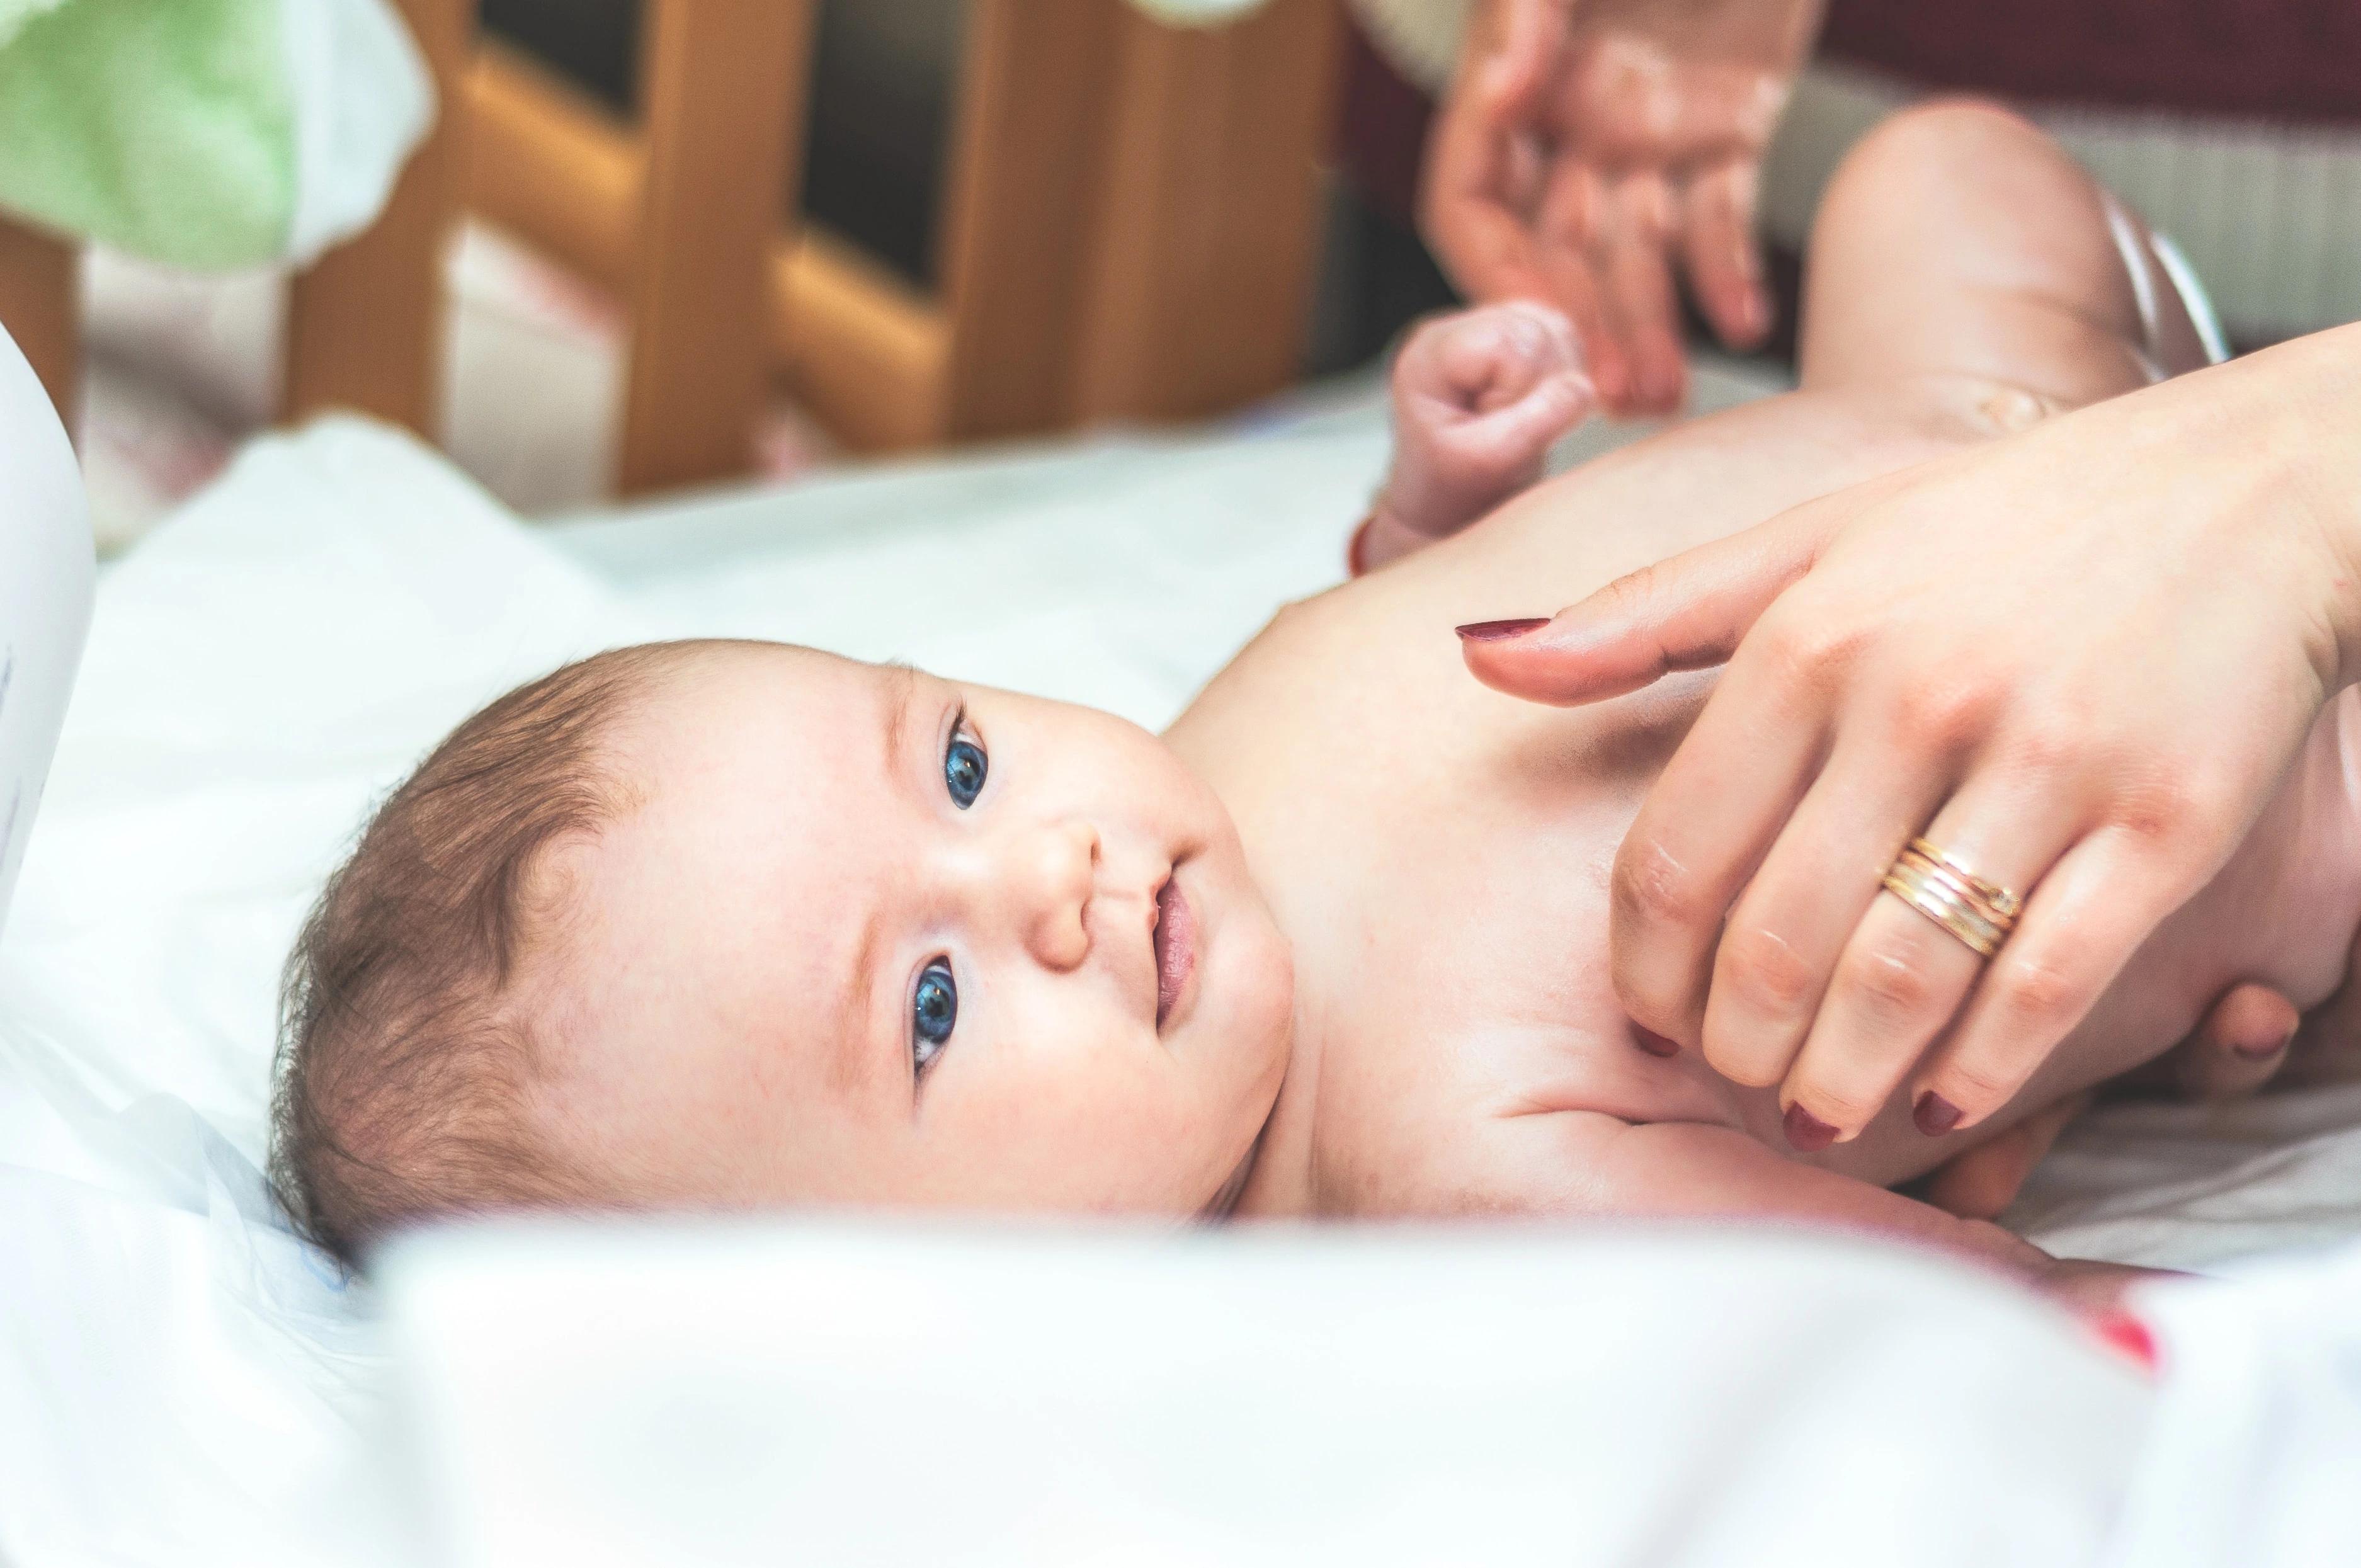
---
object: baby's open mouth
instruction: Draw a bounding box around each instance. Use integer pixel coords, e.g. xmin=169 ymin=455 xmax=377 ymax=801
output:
xmin=1152 ymin=871 xmax=1196 ymax=1031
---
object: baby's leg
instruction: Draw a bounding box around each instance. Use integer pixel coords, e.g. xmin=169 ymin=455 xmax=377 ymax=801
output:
xmin=1798 ymin=100 xmax=2218 ymax=417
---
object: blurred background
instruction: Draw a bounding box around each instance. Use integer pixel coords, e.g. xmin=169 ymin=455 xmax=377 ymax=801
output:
xmin=15 ymin=0 xmax=2359 ymax=548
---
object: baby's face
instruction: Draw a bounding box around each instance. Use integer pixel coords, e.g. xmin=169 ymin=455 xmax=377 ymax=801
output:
xmin=537 ymin=643 xmax=1294 ymax=1216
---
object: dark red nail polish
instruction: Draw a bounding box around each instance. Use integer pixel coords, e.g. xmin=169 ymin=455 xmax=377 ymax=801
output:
xmin=1630 ymin=1026 xmax=1678 ymax=1058
xmin=1455 ymin=617 xmax=1550 ymax=642
xmin=1783 ymin=1102 xmax=1838 ymax=1153
xmin=1914 ymin=1092 xmax=1963 ymax=1137
xmin=1346 ymin=516 xmax=1375 ymax=577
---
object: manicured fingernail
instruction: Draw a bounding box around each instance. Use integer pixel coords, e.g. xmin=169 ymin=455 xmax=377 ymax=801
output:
xmin=2231 ymin=1029 xmax=2296 ymax=1063
xmin=1630 ymin=1026 xmax=1678 ymax=1058
xmin=1914 ymin=1092 xmax=1963 ymax=1137
xmin=1455 ymin=618 xmax=1550 ymax=642
xmin=1346 ymin=516 xmax=1374 ymax=577
xmin=2091 ymin=1310 xmax=2159 ymax=1375
xmin=1783 ymin=1102 xmax=1838 ymax=1153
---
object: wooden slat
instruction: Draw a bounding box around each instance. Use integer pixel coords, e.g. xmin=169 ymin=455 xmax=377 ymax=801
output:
xmin=283 ymin=0 xmax=475 ymax=434
xmin=464 ymin=43 xmax=640 ymax=292
xmin=771 ymin=230 xmax=949 ymax=452
xmin=1069 ymin=0 xmax=1343 ymax=423
xmin=463 ymin=47 xmax=948 ymax=455
xmin=0 ymin=215 xmax=78 ymax=431
xmin=935 ymin=0 xmax=1123 ymax=440
xmin=460 ymin=1 xmax=1340 ymax=458
xmin=617 ymin=0 xmax=816 ymax=494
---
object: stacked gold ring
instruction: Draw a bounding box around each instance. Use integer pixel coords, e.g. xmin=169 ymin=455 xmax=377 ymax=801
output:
xmin=1880 ymin=836 xmax=2024 ymax=959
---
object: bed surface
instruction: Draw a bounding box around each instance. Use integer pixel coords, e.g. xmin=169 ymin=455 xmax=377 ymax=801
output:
xmin=8 ymin=368 xmax=2361 ymax=1564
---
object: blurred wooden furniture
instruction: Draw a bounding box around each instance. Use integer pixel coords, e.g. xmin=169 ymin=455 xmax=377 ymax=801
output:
xmin=0 ymin=0 xmax=1341 ymax=491
xmin=465 ymin=0 xmax=1343 ymax=456
xmin=0 ymin=0 xmax=480 ymax=449
xmin=0 ymin=215 xmax=77 ymax=419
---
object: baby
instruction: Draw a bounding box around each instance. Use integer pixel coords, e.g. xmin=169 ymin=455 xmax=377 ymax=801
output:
xmin=274 ymin=104 xmax=2361 ymax=1285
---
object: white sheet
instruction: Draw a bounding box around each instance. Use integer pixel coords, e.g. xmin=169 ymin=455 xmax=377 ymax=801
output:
xmin=8 ymin=373 xmax=2361 ymax=1564
xmin=0 ymin=305 xmax=94 ymax=943
xmin=377 ymin=1220 xmax=2150 ymax=1568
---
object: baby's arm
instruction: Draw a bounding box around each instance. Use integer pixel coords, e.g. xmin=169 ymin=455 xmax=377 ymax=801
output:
xmin=1354 ymin=304 xmax=1594 ymax=575
xmin=1476 ymin=1109 xmax=2155 ymax=1307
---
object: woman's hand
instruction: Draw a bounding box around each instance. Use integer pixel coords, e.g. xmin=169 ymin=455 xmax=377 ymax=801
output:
xmin=1421 ymin=0 xmax=1823 ymax=416
xmin=1923 ymin=980 xmax=2300 ymax=1221
xmin=1460 ymin=331 xmax=2361 ymax=1145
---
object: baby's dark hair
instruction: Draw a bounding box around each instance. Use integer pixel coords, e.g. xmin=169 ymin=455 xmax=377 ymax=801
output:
xmin=270 ymin=642 xmax=690 ymax=1266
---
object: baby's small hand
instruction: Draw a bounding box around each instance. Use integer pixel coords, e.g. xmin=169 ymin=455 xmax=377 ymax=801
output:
xmin=1360 ymin=304 xmax=1593 ymax=572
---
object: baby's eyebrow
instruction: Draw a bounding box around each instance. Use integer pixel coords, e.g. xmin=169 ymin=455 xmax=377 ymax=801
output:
xmin=831 ymin=662 xmax=919 ymax=1098
xmin=831 ymin=900 xmax=888 ymax=1096
xmin=877 ymin=662 xmax=921 ymax=785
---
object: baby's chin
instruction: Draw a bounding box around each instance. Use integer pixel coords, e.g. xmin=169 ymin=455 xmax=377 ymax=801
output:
xmin=1180 ymin=839 xmax=1296 ymax=1155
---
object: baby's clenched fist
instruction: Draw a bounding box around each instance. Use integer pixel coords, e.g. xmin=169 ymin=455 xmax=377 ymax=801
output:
xmin=1356 ymin=303 xmax=1593 ymax=574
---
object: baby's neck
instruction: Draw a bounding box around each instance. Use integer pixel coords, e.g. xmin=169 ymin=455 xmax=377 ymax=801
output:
xmin=1220 ymin=982 xmax=1326 ymax=1219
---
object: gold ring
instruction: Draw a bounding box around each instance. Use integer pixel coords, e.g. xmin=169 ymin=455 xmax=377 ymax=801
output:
xmin=1904 ymin=836 xmax=2025 ymax=920
xmin=1880 ymin=839 xmax=2024 ymax=960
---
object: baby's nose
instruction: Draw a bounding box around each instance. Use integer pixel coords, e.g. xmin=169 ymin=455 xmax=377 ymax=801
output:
xmin=1011 ymin=819 xmax=1098 ymax=969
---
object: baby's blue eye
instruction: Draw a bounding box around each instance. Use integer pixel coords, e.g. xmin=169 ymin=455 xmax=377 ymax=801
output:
xmin=913 ymin=959 xmax=957 ymax=1072
xmin=944 ymin=731 xmax=987 ymax=809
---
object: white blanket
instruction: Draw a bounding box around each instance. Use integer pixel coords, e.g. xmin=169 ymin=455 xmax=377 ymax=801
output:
xmin=8 ymin=390 xmax=2361 ymax=1564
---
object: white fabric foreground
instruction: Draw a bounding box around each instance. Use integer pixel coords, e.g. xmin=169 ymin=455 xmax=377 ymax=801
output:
xmin=8 ymin=380 xmax=2361 ymax=1564
xmin=377 ymin=1222 xmax=2149 ymax=1568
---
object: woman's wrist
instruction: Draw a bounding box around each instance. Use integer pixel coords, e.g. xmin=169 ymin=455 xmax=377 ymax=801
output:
xmin=2266 ymin=322 xmax=2361 ymax=691
xmin=2081 ymin=323 xmax=2361 ymax=698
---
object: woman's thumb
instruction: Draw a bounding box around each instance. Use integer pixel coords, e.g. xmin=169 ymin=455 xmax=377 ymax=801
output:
xmin=1456 ymin=514 xmax=1818 ymax=705
xmin=1480 ymin=0 xmax=1571 ymax=116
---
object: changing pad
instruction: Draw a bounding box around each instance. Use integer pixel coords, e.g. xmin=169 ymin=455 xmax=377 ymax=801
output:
xmin=9 ymin=370 xmax=2361 ymax=1562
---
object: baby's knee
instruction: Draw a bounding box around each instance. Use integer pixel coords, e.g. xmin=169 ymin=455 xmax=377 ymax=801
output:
xmin=1829 ymin=99 xmax=2059 ymax=223
xmin=1843 ymin=97 xmax=2048 ymax=187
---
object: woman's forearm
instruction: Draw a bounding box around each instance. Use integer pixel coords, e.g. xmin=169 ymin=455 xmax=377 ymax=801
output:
xmin=2261 ymin=322 xmax=2361 ymax=690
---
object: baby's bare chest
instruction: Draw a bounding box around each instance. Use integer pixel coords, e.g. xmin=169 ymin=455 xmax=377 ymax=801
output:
xmin=1209 ymin=696 xmax=1780 ymax=1209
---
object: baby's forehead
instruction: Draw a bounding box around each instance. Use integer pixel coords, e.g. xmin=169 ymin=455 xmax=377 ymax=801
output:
xmin=622 ymin=640 xmax=883 ymax=747
xmin=559 ymin=643 xmax=904 ymax=1065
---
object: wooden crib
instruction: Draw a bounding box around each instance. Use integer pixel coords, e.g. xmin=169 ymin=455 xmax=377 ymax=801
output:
xmin=0 ymin=0 xmax=1340 ymax=497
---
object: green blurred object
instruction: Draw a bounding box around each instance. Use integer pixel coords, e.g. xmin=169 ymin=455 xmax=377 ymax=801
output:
xmin=0 ymin=0 xmax=431 ymax=270
xmin=0 ymin=0 xmax=293 ymax=267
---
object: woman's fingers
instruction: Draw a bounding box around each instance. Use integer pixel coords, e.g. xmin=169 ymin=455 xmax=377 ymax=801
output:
xmin=1925 ymin=978 xmax=2295 ymax=1223
xmin=1594 ymin=171 xmax=1688 ymax=414
xmin=1533 ymin=156 xmax=1626 ymax=409
xmin=1421 ymin=132 xmax=1550 ymax=307
xmin=1680 ymin=157 xmax=1772 ymax=350
xmin=1421 ymin=0 xmax=1573 ymax=310
xmin=1915 ymin=831 xmax=2202 ymax=1135
xmin=2170 ymin=980 xmax=2299 ymax=1099
xmin=1604 ymin=625 xmax=1832 ymax=1045
xmin=1778 ymin=775 xmax=2085 ymax=1145
xmin=1482 ymin=0 xmax=1574 ymax=117
xmin=1922 ymin=1091 xmax=2093 ymax=1222
xmin=1457 ymin=506 xmax=1825 ymax=703
xmin=1701 ymin=728 xmax=1947 ymax=1091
